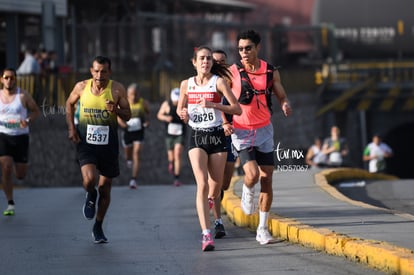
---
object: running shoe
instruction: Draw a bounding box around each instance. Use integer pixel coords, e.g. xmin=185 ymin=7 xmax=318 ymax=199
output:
xmin=241 ymin=184 xmax=255 ymax=215
xmin=202 ymin=233 xmax=215 ymax=251
xmin=129 ymin=179 xmax=137 ymax=189
xmin=208 ymin=197 xmax=214 ymax=210
xmin=214 ymin=221 xmax=226 ymax=239
xmin=83 ymin=189 xmax=97 ymax=220
xmin=168 ymin=162 xmax=174 ymax=175
xmin=173 ymin=179 xmax=182 ymax=187
xmin=92 ymin=222 xmax=108 ymax=244
xmin=126 ymin=160 xmax=133 ymax=169
xmin=3 ymin=204 xmax=15 ymax=216
xmin=256 ymin=226 xmax=274 ymax=245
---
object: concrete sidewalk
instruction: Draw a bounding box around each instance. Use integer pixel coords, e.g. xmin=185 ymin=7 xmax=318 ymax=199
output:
xmin=223 ymin=168 xmax=414 ymax=275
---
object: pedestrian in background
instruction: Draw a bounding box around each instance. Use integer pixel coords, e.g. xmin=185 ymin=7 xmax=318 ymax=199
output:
xmin=157 ymin=87 xmax=186 ymax=186
xmin=117 ymin=83 xmax=150 ymax=189
xmin=322 ymin=125 xmax=348 ymax=167
xmin=65 ymin=56 xmax=131 ymax=243
xmin=16 ymin=49 xmax=41 ymax=75
xmin=176 ymin=46 xmax=241 ymax=251
xmin=363 ymin=134 xmax=393 ymax=173
xmin=305 ymin=136 xmax=326 ymax=168
xmin=0 ymin=68 xmax=40 ymax=216
xmin=229 ymin=29 xmax=292 ymax=245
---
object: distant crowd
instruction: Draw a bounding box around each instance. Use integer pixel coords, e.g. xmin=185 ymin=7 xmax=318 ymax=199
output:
xmin=306 ymin=126 xmax=393 ymax=173
xmin=16 ymin=48 xmax=58 ymax=76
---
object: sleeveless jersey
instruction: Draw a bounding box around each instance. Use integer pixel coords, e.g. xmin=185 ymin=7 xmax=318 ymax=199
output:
xmin=77 ymin=79 xmax=118 ymax=147
xmin=0 ymin=88 xmax=29 ymax=135
xmin=166 ymin=101 xmax=186 ymax=136
xmin=126 ymin=98 xmax=146 ymax=132
xmin=230 ymin=59 xmax=272 ymax=130
xmin=187 ymin=75 xmax=222 ymax=129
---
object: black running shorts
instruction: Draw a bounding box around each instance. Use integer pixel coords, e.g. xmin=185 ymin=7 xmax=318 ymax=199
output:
xmin=0 ymin=133 xmax=29 ymax=163
xmin=188 ymin=126 xmax=227 ymax=155
xmin=77 ymin=142 xmax=120 ymax=178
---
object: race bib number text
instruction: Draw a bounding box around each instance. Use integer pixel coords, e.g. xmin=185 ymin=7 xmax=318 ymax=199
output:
xmin=86 ymin=124 xmax=109 ymax=145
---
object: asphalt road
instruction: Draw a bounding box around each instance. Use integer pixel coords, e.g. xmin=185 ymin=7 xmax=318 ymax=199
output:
xmin=0 ymin=185 xmax=384 ymax=275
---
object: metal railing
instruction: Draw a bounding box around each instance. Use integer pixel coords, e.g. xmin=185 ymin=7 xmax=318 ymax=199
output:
xmin=17 ymin=73 xmax=76 ymax=108
xmin=316 ymin=61 xmax=414 ymax=85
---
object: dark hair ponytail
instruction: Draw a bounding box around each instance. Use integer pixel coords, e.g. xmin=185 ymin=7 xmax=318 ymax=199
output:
xmin=211 ymin=62 xmax=232 ymax=83
xmin=193 ymin=46 xmax=232 ymax=81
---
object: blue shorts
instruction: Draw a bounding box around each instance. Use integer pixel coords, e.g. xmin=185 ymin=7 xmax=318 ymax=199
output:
xmin=225 ymin=135 xmax=237 ymax=162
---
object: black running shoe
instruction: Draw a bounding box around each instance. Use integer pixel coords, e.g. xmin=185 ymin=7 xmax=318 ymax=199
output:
xmin=92 ymin=222 xmax=108 ymax=244
xmin=214 ymin=222 xmax=226 ymax=239
xmin=83 ymin=189 xmax=97 ymax=220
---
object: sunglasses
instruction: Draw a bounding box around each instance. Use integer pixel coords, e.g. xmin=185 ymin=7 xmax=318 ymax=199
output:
xmin=214 ymin=59 xmax=226 ymax=65
xmin=238 ymin=45 xmax=254 ymax=52
xmin=2 ymin=75 xmax=15 ymax=80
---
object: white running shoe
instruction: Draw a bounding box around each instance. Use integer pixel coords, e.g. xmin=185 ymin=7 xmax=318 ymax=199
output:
xmin=256 ymin=227 xmax=274 ymax=245
xmin=129 ymin=179 xmax=137 ymax=189
xmin=241 ymin=184 xmax=255 ymax=215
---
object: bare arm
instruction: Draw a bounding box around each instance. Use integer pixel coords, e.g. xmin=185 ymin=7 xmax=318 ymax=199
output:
xmin=20 ymin=90 xmax=40 ymax=128
xmin=65 ymin=81 xmax=84 ymax=143
xmin=362 ymin=154 xmax=372 ymax=162
xmin=321 ymin=141 xmax=334 ymax=155
xmin=117 ymin=116 xmax=128 ymax=129
xmin=216 ymin=77 xmax=241 ymax=115
xmin=305 ymin=146 xmax=314 ymax=166
xmin=109 ymin=81 xmax=131 ymax=121
xmin=157 ymin=101 xmax=172 ymax=123
xmin=197 ymin=77 xmax=242 ymax=116
xmin=176 ymin=80 xmax=189 ymax=124
xmin=272 ymin=70 xmax=292 ymax=117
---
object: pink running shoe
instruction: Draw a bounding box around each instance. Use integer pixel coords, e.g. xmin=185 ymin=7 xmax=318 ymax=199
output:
xmin=168 ymin=163 xmax=173 ymax=175
xmin=202 ymin=233 xmax=215 ymax=251
xmin=173 ymin=180 xmax=182 ymax=187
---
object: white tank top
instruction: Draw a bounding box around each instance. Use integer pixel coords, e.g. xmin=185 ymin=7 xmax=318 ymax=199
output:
xmin=0 ymin=88 xmax=29 ymax=135
xmin=187 ymin=75 xmax=223 ymax=129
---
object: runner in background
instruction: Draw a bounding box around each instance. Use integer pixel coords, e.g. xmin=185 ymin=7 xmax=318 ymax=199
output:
xmin=0 ymin=67 xmax=40 ymax=216
xmin=157 ymin=87 xmax=186 ymax=186
xmin=117 ymin=83 xmax=150 ymax=189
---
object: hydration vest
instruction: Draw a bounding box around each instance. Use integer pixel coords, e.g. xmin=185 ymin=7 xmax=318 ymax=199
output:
xmin=236 ymin=61 xmax=278 ymax=114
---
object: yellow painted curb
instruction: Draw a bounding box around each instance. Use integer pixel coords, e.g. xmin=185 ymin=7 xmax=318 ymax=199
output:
xmin=221 ymin=170 xmax=414 ymax=275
